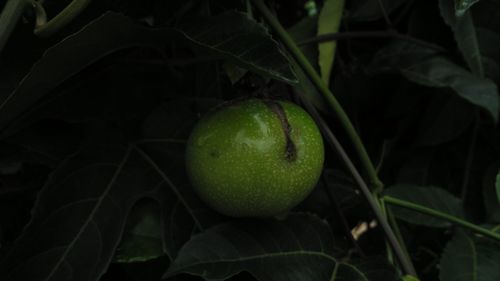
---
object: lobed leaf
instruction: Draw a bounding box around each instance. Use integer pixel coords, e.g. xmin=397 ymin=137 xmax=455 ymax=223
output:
xmin=165 ymin=213 xmax=398 ymax=281
xmin=0 ymin=11 xmax=296 ymax=134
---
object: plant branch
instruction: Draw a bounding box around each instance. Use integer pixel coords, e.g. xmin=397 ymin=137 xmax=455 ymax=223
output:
xmin=251 ymin=0 xmax=383 ymax=192
xmin=298 ymin=94 xmax=417 ymax=277
xmin=0 ymin=0 xmax=31 ymax=54
xmin=298 ymin=31 xmax=445 ymax=52
xmin=34 ymin=0 xmax=92 ymax=37
xmin=384 ymin=196 xmax=500 ymax=241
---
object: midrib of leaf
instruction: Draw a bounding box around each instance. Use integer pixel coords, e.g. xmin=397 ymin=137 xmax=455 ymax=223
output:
xmin=41 ymin=146 xmax=132 ymax=281
xmin=169 ymin=250 xmax=337 ymax=274
xmin=132 ymin=144 xmax=203 ymax=231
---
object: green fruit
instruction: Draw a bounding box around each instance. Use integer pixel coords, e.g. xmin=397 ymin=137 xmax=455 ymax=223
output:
xmin=185 ymin=99 xmax=324 ymax=217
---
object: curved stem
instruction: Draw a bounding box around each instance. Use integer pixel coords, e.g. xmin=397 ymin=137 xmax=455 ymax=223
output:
xmin=0 ymin=0 xmax=31 ymax=53
xmin=34 ymin=0 xmax=92 ymax=37
xmin=251 ymin=0 xmax=383 ymax=192
xmin=384 ymin=196 xmax=500 ymax=241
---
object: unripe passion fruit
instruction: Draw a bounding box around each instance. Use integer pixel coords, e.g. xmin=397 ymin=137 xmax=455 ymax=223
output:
xmin=185 ymin=99 xmax=324 ymax=217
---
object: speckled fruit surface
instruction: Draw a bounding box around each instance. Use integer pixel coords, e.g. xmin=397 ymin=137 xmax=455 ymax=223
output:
xmin=185 ymin=99 xmax=324 ymax=217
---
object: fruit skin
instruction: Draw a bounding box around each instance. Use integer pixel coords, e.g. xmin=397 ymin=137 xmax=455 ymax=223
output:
xmin=185 ymin=99 xmax=324 ymax=217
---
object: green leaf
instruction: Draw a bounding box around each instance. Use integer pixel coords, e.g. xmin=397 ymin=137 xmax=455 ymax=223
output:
xmin=384 ymin=184 xmax=464 ymax=227
xmin=165 ymin=213 xmax=399 ymax=281
xmin=454 ymin=0 xmax=481 ymax=17
xmin=0 ymin=127 xmax=220 ymax=281
xmin=0 ymin=11 xmax=296 ymax=133
xmin=440 ymin=230 xmax=500 ymax=281
xmin=114 ymin=199 xmax=164 ymax=263
xmin=317 ymin=0 xmax=345 ymax=86
xmin=371 ymin=40 xmax=499 ymax=121
xmin=440 ymin=0 xmax=484 ymax=76
xmin=178 ymin=11 xmax=297 ymax=84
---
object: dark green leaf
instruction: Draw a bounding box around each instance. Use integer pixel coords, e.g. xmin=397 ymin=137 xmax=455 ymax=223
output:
xmin=384 ymin=184 xmax=464 ymax=227
xmin=0 ymin=11 xmax=296 ymax=133
xmin=114 ymin=199 xmax=164 ymax=263
xmin=0 ymin=12 xmax=159 ymax=134
xmin=440 ymin=230 xmax=500 ymax=281
xmin=440 ymin=0 xmax=484 ymax=76
xmin=0 ymin=132 xmax=220 ymax=281
xmin=178 ymin=12 xmax=297 ymax=84
xmin=371 ymin=40 xmax=499 ymax=121
xmin=0 ymin=144 xmax=163 ymax=281
xmin=165 ymin=213 xmax=398 ymax=281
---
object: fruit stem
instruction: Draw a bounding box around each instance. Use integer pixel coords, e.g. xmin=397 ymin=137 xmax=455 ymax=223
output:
xmin=263 ymin=100 xmax=297 ymax=162
xmin=34 ymin=0 xmax=92 ymax=37
xmin=251 ymin=0 xmax=383 ymax=192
